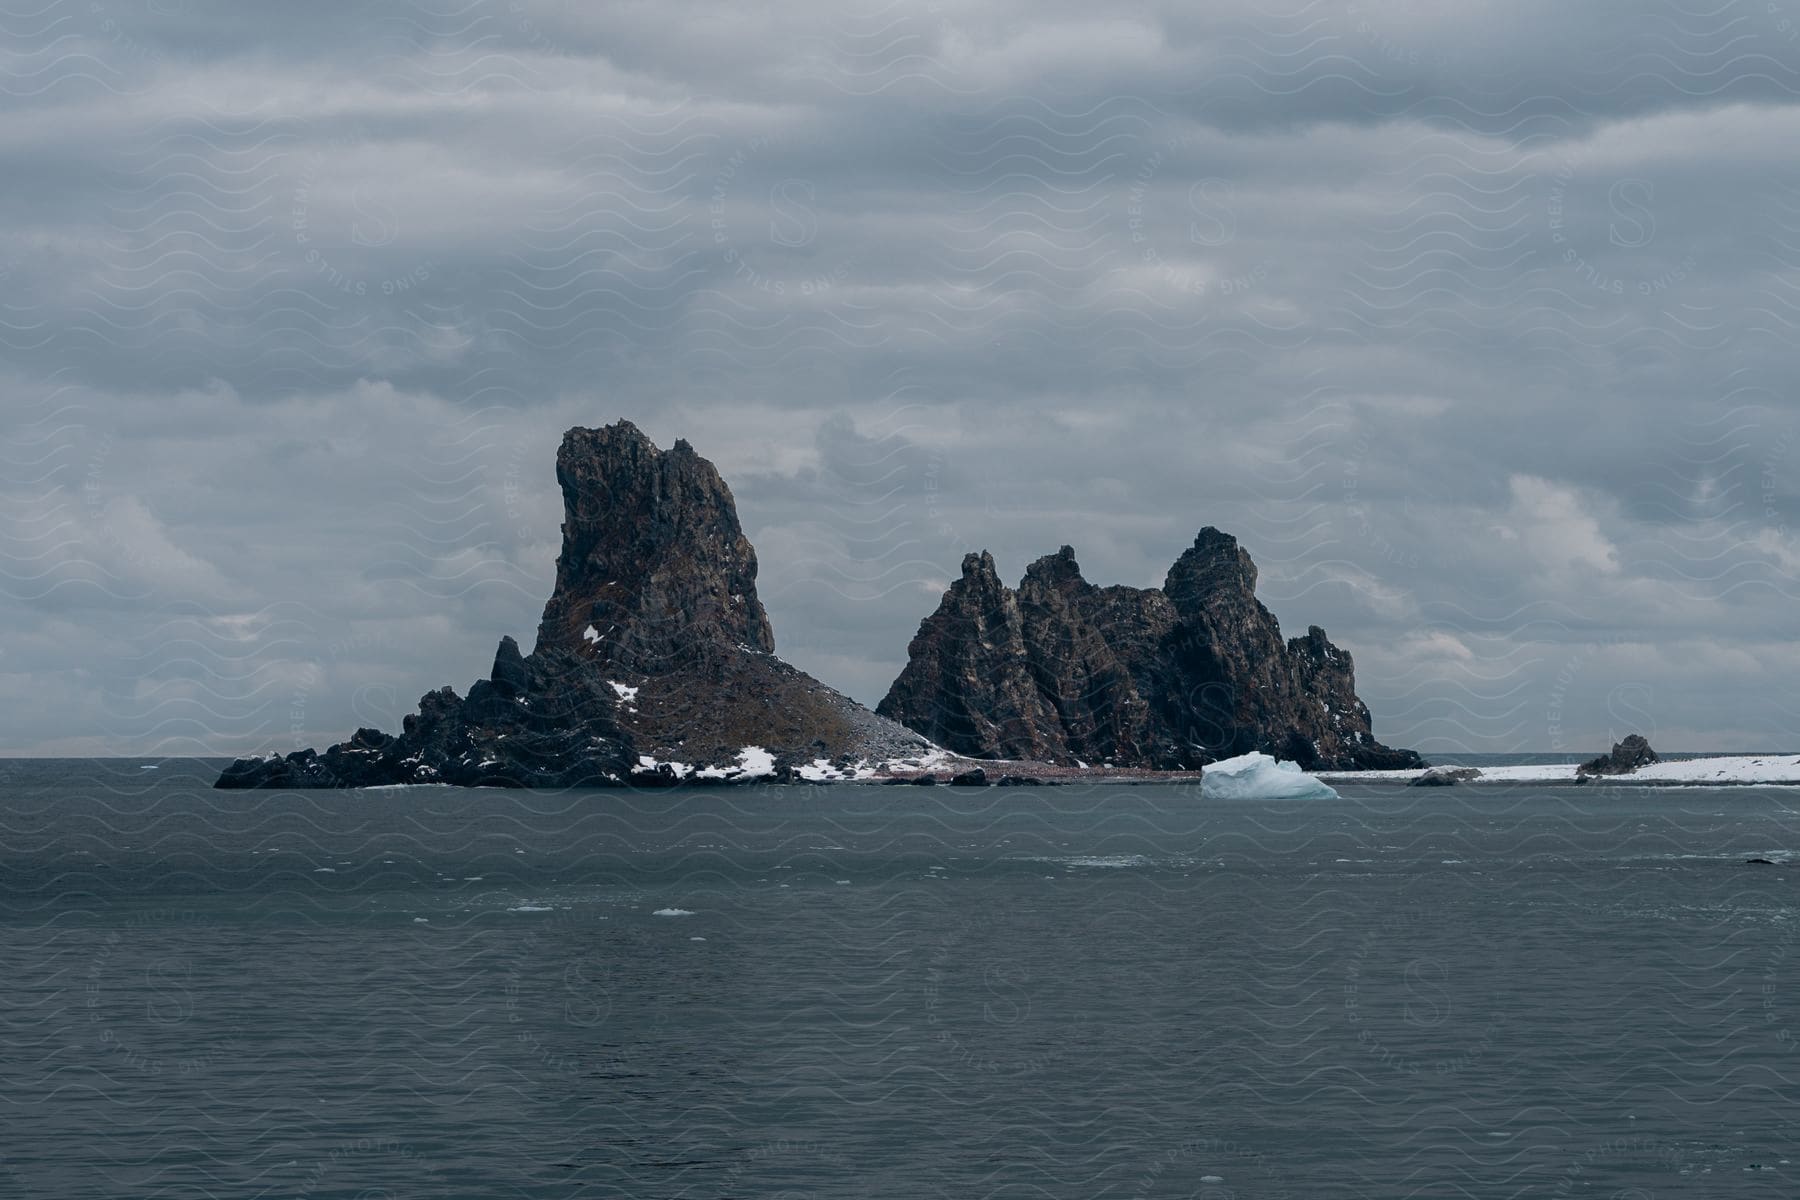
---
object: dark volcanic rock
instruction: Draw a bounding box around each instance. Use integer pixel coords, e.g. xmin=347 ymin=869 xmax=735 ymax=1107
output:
xmin=873 ymin=551 xmax=1064 ymax=762
xmin=1576 ymin=734 xmax=1658 ymax=777
xmin=949 ymin=767 xmax=990 ymax=787
xmin=489 ymin=635 xmax=529 ymax=697
xmin=534 ymin=424 xmax=773 ymax=671
xmin=878 ymin=530 xmax=1421 ymax=772
xmin=217 ymin=421 xmax=934 ymax=789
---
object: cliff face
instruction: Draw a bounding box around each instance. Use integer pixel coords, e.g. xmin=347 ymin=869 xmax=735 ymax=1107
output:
xmin=534 ymin=424 xmax=773 ymax=668
xmin=217 ymin=421 xmax=932 ymax=788
xmin=876 ymin=531 xmax=1421 ymax=771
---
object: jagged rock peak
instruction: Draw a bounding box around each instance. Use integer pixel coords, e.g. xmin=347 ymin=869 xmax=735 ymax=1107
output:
xmin=535 ymin=421 xmax=774 ymax=668
xmin=1023 ymin=545 xmax=1085 ymax=584
xmin=489 ymin=634 xmax=528 ymax=697
xmin=960 ymin=549 xmax=999 ymax=579
xmin=1164 ymin=526 xmax=1258 ymax=613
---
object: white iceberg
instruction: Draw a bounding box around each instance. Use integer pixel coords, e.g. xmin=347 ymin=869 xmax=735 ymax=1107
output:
xmin=1201 ymin=752 xmax=1338 ymax=800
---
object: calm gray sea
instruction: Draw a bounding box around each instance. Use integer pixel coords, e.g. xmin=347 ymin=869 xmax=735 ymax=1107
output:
xmin=2 ymin=757 xmax=1797 ymax=1197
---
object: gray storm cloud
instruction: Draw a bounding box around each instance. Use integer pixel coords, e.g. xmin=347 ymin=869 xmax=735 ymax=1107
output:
xmin=3 ymin=0 xmax=1800 ymax=754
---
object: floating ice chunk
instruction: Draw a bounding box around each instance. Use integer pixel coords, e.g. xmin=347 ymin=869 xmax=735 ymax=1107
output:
xmin=1201 ymin=752 xmax=1338 ymax=800
xmin=509 ymin=905 xmax=554 ymax=913
xmin=1063 ymin=854 xmax=1150 ymax=869
xmin=653 ymin=907 xmax=695 ymax=917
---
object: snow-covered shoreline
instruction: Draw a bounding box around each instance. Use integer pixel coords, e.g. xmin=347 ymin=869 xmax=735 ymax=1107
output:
xmin=1318 ymin=753 xmax=1800 ymax=787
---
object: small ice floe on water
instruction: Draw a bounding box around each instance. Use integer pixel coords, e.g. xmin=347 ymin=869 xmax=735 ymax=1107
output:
xmin=139 ymin=764 xmax=158 ymax=770
xmin=689 ymin=936 xmax=707 ymax=941
xmin=653 ymin=907 xmax=696 ymax=917
xmin=509 ymin=905 xmax=554 ymax=913
xmin=413 ymin=918 xmax=429 ymax=924
xmin=1201 ymin=752 xmax=1337 ymax=800
xmin=1200 ymin=1177 xmax=1224 ymax=1185
xmin=835 ymin=879 xmax=851 ymax=885
xmin=313 ymin=867 xmax=336 ymax=873
xmin=1025 ymin=854 xmax=1151 ymax=870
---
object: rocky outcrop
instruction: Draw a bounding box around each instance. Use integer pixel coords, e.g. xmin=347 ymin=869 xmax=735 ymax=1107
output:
xmin=214 ymin=642 xmax=632 ymax=788
xmin=1576 ymin=734 xmax=1657 ymax=777
xmin=218 ymin=421 xmax=934 ymax=788
xmin=877 ymin=531 xmax=1421 ymax=772
xmin=1409 ymin=766 xmax=1482 ymax=787
xmin=534 ymin=424 xmax=773 ymax=671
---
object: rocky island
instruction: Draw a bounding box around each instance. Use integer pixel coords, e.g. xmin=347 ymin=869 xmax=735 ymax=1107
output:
xmin=217 ymin=422 xmax=1419 ymax=788
xmin=218 ymin=422 xmax=939 ymax=788
xmin=877 ymin=536 xmax=1422 ymax=771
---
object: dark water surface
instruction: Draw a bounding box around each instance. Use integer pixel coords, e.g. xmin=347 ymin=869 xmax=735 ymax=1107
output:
xmin=3 ymin=758 xmax=1798 ymax=1197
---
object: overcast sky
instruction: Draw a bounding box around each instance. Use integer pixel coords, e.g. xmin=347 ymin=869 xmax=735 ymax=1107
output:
xmin=4 ymin=0 xmax=1800 ymax=756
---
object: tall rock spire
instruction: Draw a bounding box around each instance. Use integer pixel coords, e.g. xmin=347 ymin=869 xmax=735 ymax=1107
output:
xmin=535 ymin=421 xmax=773 ymax=668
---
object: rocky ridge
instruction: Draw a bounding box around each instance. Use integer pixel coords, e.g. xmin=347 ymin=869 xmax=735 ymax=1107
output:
xmin=217 ymin=422 xmax=936 ymax=788
xmin=875 ymin=533 xmax=1422 ymax=772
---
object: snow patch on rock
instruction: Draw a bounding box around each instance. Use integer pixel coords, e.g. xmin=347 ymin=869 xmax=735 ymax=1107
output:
xmin=695 ymin=746 xmax=777 ymax=781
